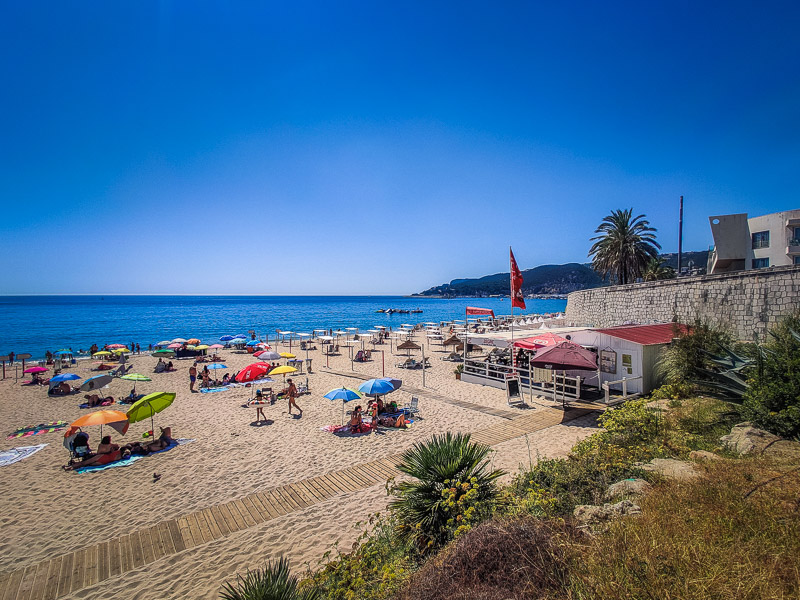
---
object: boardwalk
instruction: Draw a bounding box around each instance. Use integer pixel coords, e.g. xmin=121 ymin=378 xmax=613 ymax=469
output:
xmin=0 ymin=405 xmax=597 ymax=600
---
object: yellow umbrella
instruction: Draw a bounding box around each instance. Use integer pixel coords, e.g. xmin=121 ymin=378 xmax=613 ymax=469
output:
xmin=269 ymin=365 xmax=297 ymax=380
xmin=195 ymin=345 xmax=210 ymax=350
xmin=279 ymin=352 xmax=296 ymax=359
xmin=112 ymin=348 xmax=131 ymax=354
xmin=92 ymin=351 xmax=112 ymax=357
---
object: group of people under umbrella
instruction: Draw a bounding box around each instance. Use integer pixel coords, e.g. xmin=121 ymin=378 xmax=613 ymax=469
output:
xmin=323 ymin=377 xmax=409 ymax=432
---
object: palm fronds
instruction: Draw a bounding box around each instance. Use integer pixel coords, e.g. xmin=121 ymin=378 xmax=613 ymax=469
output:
xmin=589 ymin=208 xmax=661 ymax=285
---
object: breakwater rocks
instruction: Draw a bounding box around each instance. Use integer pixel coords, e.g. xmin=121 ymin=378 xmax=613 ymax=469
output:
xmin=565 ymin=265 xmax=800 ymax=341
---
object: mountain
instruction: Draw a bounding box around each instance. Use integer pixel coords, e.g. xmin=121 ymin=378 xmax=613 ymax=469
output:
xmin=414 ymin=250 xmax=709 ymax=297
xmin=415 ymin=263 xmax=603 ymax=297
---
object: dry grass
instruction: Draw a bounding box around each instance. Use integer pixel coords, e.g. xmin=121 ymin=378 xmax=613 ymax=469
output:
xmin=569 ymin=455 xmax=800 ymax=600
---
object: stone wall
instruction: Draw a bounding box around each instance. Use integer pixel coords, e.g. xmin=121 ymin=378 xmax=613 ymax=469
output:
xmin=565 ymin=265 xmax=800 ymax=341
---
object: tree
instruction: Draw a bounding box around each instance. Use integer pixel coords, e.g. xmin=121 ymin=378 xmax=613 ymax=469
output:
xmin=589 ymin=208 xmax=661 ymax=285
xmin=642 ymin=257 xmax=676 ymax=281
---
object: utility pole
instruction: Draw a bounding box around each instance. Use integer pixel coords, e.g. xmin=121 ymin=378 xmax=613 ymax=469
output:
xmin=678 ymin=195 xmax=684 ymax=276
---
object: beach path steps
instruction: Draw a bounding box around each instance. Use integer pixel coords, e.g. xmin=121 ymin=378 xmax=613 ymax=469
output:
xmin=0 ymin=404 xmax=597 ymax=600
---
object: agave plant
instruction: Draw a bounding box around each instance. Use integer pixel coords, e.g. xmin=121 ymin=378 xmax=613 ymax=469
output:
xmin=220 ymin=557 xmax=319 ymax=600
xmin=389 ymin=432 xmax=503 ymax=551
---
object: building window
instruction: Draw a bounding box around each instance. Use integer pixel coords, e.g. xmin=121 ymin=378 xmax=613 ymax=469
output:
xmin=753 ymin=258 xmax=770 ymax=269
xmin=795 ymin=256 xmax=800 ymax=265
xmin=792 ymin=227 xmax=800 ymax=246
xmin=752 ymin=231 xmax=770 ymax=249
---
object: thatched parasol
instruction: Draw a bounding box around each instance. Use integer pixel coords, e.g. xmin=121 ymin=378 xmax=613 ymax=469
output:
xmin=397 ymin=340 xmax=421 ymax=355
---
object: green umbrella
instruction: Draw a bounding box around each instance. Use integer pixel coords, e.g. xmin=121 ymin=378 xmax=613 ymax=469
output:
xmin=121 ymin=373 xmax=152 ymax=395
xmin=153 ymin=349 xmax=174 ymax=356
xmin=126 ymin=392 xmax=176 ymax=435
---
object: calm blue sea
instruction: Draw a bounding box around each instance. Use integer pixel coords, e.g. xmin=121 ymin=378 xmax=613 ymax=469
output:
xmin=0 ymin=296 xmax=567 ymax=358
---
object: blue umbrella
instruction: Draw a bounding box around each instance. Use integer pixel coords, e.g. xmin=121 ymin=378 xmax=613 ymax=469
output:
xmin=246 ymin=340 xmax=263 ymax=347
xmin=358 ymin=378 xmax=395 ymax=397
xmin=207 ymin=363 xmax=228 ymax=370
xmin=54 ymin=350 xmax=73 ymax=356
xmin=219 ymin=335 xmax=234 ymax=342
xmin=51 ymin=373 xmax=81 ymax=383
xmin=324 ymin=387 xmax=363 ymax=425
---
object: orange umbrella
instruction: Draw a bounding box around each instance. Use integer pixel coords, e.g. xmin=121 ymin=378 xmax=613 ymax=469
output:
xmin=66 ymin=410 xmax=129 ymax=438
xmin=186 ymin=338 xmax=201 ymax=345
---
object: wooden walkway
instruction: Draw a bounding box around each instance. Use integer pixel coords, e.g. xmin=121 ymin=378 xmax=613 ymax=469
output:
xmin=0 ymin=405 xmax=596 ymax=600
xmin=324 ymin=368 xmax=522 ymax=419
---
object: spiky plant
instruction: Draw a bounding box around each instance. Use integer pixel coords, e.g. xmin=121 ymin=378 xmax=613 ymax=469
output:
xmin=589 ymin=208 xmax=661 ymax=285
xmin=389 ymin=432 xmax=503 ymax=551
xmin=642 ymin=257 xmax=676 ymax=281
xmin=220 ymin=557 xmax=319 ymax=600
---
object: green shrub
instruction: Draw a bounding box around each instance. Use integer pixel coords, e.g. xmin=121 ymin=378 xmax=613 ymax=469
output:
xmin=655 ymin=320 xmax=732 ymax=387
xmin=742 ymin=312 xmax=800 ymax=438
xmin=221 ymin=557 xmax=319 ymax=600
xmin=649 ymin=382 xmax=693 ymax=400
xmin=389 ymin=433 xmax=503 ymax=551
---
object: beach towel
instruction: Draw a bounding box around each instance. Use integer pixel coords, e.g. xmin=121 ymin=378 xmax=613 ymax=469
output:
xmin=0 ymin=444 xmax=48 ymax=466
xmin=75 ymin=439 xmax=195 ymax=473
xmin=200 ymin=387 xmax=229 ymax=393
xmin=7 ymin=421 xmax=68 ymax=440
xmin=79 ymin=400 xmax=115 ymax=409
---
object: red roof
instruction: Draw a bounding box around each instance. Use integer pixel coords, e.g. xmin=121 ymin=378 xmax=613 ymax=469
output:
xmin=593 ymin=323 xmax=688 ymax=346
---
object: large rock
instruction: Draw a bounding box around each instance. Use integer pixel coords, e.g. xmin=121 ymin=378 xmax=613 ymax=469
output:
xmin=573 ymin=499 xmax=641 ymax=530
xmin=640 ymin=458 xmax=698 ymax=481
xmin=720 ymin=422 xmax=781 ymax=455
xmin=605 ymin=478 xmax=652 ymax=500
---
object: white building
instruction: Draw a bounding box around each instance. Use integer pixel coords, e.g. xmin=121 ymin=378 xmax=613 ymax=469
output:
xmin=708 ymin=209 xmax=800 ymax=274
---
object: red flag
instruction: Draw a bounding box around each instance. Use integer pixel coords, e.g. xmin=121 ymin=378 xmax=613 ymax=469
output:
xmin=466 ymin=307 xmax=495 ymax=317
xmin=510 ymin=248 xmax=526 ymax=310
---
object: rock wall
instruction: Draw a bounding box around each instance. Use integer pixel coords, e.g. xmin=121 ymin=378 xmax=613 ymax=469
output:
xmin=565 ymin=265 xmax=800 ymax=341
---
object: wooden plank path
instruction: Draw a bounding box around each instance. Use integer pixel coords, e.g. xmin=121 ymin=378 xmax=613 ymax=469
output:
xmin=323 ymin=368 xmax=523 ymax=419
xmin=0 ymin=405 xmax=598 ymax=600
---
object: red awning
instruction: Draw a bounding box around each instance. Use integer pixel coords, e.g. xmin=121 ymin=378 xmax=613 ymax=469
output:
xmin=466 ymin=307 xmax=495 ymax=317
xmin=514 ymin=332 xmax=567 ymax=350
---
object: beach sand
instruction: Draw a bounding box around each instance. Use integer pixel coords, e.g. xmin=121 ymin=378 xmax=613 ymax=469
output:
xmin=0 ymin=340 xmax=599 ymax=599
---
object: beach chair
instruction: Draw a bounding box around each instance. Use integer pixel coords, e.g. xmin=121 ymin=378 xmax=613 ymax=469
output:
xmin=396 ymin=358 xmax=414 ymax=369
xmin=354 ymin=350 xmax=366 ymax=363
xmin=364 ymin=350 xmax=372 ymax=360
xmin=403 ymin=396 xmax=419 ymax=416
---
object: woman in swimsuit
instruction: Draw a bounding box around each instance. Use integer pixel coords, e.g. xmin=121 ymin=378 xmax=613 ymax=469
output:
xmin=63 ymin=435 xmax=129 ymax=470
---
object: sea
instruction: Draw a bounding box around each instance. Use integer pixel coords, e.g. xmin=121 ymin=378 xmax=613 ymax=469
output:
xmin=0 ymin=296 xmax=567 ymax=359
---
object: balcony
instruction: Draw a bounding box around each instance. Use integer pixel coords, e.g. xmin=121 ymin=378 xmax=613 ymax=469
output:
xmin=787 ymin=237 xmax=800 ymax=255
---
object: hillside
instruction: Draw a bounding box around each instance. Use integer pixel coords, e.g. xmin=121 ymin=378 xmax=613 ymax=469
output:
xmin=415 ymin=250 xmax=709 ymax=296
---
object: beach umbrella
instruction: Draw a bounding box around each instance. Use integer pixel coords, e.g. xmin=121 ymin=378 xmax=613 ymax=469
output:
xmin=323 ymin=387 xmax=362 ymax=425
xmin=68 ymin=409 xmax=129 ymax=437
xmin=54 ymin=350 xmax=73 ymax=356
xmin=157 ymin=340 xmax=172 ymax=347
xmin=106 ymin=344 xmax=126 ymax=349
xmin=126 ymin=392 xmax=176 ymax=435
xmin=209 ymin=344 xmax=224 ymax=349
xmin=219 ymin=335 xmax=234 ymax=342
xmin=235 ymin=363 xmax=271 ymax=383
xmin=195 ymin=344 xmax=210 ymax=350
xmin=24 ymin=366 xmax=48 ymax=374
xmin=206 ymin=362 xmax=227 ymax=383
xmin=51 ymin=373 xmax=81 ymax=383
xmin=121 ymin=373 xmax=152 ymax=395
xmin=379 ymin=377 xmax=402 ymax=392
xmin=93 ymin=351 xmax=112 ymax=357
xmin=514 ymin=332 xmax=567 ymax=350
xmin=255 ymin=350 xmax=281 ymax=361
xmin=279 ymin=352 xmax=296 ymax=359
xmin=167 ymin=343 xmax=182 ymax=349
xmin=171 ymin=338 xmax=187 ymax=344
xmin=358 ymin=378 xmax=395 ymax=397
xmin=268 ymin=365 xmax=297 ymax=380
xmin=81 ymin=374 xmax=113 ymax=392
xmin=186 ymin=338 xmax=200 ymax=345
xmin=112 ymin=348 xmax=131 ymax=354
xmin=246 ymin=340 xmax=263 ymax=347
xmin=153 ymin=349 xmax=175 ymax=357
xmin=397 ymin=340 xmax=421 ymax=355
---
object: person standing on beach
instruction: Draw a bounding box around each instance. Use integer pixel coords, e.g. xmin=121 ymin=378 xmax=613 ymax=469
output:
xmin=8 ymin=351 xmax=14 ymax=365
xmin=136 ymin=343 xmax=140 ymax=354
xmin=285 ymin=378 xmax=302 ymax=416
xmin=189 ymin=362 xmax=197 ymax=392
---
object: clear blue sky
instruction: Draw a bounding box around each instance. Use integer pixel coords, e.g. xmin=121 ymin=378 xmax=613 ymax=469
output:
xmin=2 ymin=1 xmax=798 ymax=294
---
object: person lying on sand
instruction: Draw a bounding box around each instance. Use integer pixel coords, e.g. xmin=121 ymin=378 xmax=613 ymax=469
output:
xmin=144 ymin=426 xmax=174 ymax=452
xmin=378 ymin=413 xmax=407 ymax=428
xmin=63 ymin=435 xmax=130 ymax=470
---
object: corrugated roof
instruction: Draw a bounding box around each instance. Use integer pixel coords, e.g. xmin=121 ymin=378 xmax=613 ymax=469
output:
xmin=593 ymin=323 xmax=688 ymax=346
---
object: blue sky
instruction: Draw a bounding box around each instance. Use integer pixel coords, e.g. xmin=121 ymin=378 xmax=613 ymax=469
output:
xmin=2 ymin=1 xmax=798 ymax=294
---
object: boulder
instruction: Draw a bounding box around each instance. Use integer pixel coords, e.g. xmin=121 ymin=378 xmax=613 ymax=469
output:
xmin=605 ymin=478 xmax=652 ymax=500
xmin=689 ymin=450 xmax=719 ymax=462
xmin=573 ymin=499 xmax=641 ymax=529
xmin=640 ymin=458 xmax=698 ymax=481
xmin=720 ymin=422 xmax=781 ymax=455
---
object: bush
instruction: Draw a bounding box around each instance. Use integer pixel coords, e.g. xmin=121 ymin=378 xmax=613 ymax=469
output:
xmin=221 ymin=557 xmax=319 ymax=600
xmin=390 ymin=433 xmax=503 ymax=551
xmin=655 ymin=320 xmax=732 ymax=387
xmin=392 ymin=517 xmax=576 ymax=600
xmin=742 ymin=312 xmax=800 ymax=438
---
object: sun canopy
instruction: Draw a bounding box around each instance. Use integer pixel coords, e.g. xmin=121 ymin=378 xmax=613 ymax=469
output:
xmin=466 ymin=307 xmax=495 ymax=317
xmin=397 ymin=340 xmax=421 ymax=350
xmin=529 ymin=342 xmax=598 ymax=371
xmin=514 ymin=332 xmax=568 ymax=350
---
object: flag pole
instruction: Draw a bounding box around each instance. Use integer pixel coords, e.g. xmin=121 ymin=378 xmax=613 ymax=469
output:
xmin=510 ymin=247 xmax=515 ymax=373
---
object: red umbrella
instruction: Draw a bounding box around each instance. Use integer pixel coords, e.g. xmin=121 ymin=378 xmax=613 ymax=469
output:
xmin=530 ymin=342 xmax=597 ymax=371
xmin=514 ymin=332 xmax=567 ymax=350
xmin=234 ymin=362 xmax=271 ymax=383
xmin=106 ymin=344 xmax=126 ymax=349
xmin=23 ymin=366 xmax=48 ymax=373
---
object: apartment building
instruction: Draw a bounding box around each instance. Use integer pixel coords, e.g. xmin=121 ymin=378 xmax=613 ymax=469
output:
xmin=707 ymin=209 xmax=800 ymax=274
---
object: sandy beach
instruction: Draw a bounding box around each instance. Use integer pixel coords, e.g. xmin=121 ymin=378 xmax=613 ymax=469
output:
xmin=0 ymin=341 xmax=599 ymax=599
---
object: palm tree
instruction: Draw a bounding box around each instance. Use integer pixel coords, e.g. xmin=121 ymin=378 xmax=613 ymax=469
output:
xmin=389 ymin=432 xmax=503 ymax=550
xmin=642 ymin=257 xmax=676 ymax=281
xmin=220 ymin=557 xmax=319 ymax=600
xmin=589 ymin=208 xmax=661 ymax=285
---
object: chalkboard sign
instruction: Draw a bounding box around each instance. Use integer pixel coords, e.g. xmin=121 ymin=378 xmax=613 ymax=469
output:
xmin=506 ymin=377 xmax=520 ymax=399
xmin=16 ymin=353 xmax=32 ymax=360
